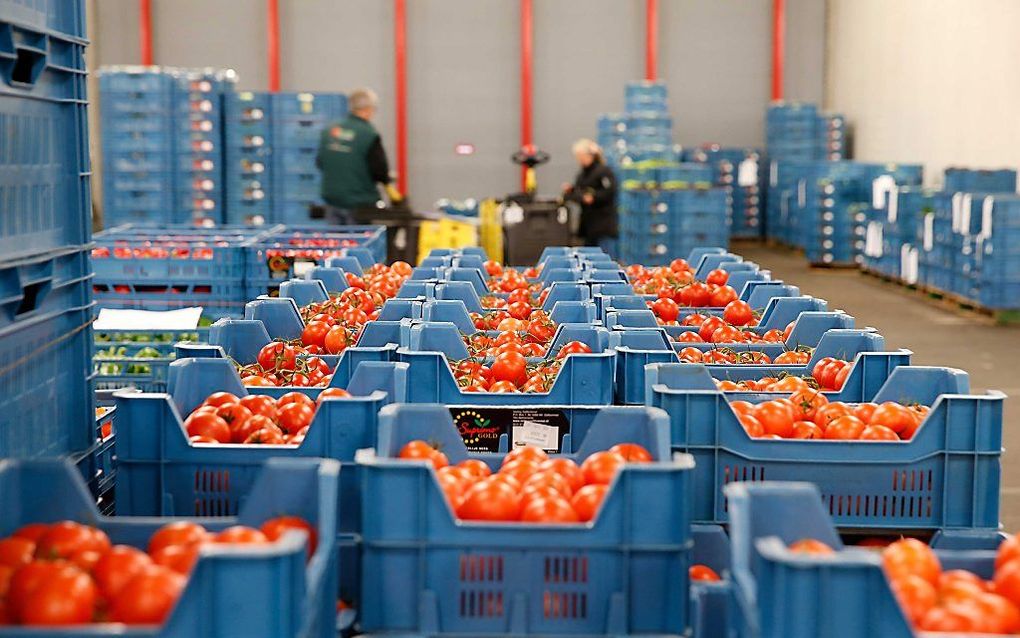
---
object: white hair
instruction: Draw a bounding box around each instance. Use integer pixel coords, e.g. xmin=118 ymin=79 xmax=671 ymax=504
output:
xmin=349 ymin=88 xmax=379 ymax=112
xmin=572 ymin=138 xmax=600 ymax=156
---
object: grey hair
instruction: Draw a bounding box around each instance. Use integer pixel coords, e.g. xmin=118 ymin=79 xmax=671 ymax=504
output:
xmin=349 ymin=88 xmax=379 ymax=112
xmin=572 ymin=138 xmax=600 ymax=156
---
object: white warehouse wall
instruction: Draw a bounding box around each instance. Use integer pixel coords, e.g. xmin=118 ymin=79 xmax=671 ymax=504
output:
xmin=826 ymin=0 xmax=1020 ymax=186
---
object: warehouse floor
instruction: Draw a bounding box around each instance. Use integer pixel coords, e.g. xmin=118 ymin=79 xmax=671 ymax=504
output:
xmin=734 ymin=242 xmax=1020 ymax=530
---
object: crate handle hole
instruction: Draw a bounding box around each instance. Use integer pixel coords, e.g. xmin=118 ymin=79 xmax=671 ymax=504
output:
xmin=16 ymin=281 xmax=48 ymax=316
xmin=10 ymin=46 xmax=45 ymax=87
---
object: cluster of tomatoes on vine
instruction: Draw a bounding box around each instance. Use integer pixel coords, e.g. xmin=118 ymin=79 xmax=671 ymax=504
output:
xmin=678 ymin=347 xmax=813 ymax=365
xmin=0 ymin=516 xmax=313 ymax=626
xmin=713 ymin=356 xmax=853 ymax=393
xmin=451 ymin=341 xmax=593 ymax=394
xmin=237 ymin=341 xmax=335 ymax=388
xmin=627 ymin=259 xmax=742 ymax=308
xmin=670 ymin=312 xmax=794 ymax=347
xmin=92 ymin=243 xmax=218 ymax=261
xmin=483 ymin=260 xmax=542 ymax=293
xmin=729 ymin=385 xmax=928 ymax=440
xmin=182 ymin=388 xmax=350 ymax=445
xmin=785 ymin=535 xmax=1020 ymax=634
xmin=396 ymin=441 xmax=652 ymax=523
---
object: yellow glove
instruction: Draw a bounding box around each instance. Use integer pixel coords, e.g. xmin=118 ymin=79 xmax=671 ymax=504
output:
xmin=386 ymin=184 xmax=404 ymax=203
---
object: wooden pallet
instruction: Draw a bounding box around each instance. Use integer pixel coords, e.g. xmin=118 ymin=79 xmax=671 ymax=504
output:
xmin=859 ymin=268 xmax=1020 ymax=325
xmin=809 ymin=261 xmax=859 ymax=270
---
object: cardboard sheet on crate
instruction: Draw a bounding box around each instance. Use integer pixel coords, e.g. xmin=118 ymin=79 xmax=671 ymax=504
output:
xmin=93 ymin=307 xmax=203 ymax=330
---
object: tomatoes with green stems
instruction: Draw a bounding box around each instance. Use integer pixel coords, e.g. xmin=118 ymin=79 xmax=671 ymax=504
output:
xmin=722 ymin=300 xmax=754 ymax=326
xmin=823 ymin=415 xmax=866 ymax=440
xmin=652 ymin=297 xmax=680 ymax=322
xmin=490 ymin=351 xmax=528 ymax=386
xmin=256 ymin=342 xmax=297 ymax=372
xmin=709 ymin=285 xmax=738 ymax=307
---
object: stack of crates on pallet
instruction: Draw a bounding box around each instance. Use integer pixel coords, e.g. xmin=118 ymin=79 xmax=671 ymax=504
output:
xmin=686 ymin=145 xmax=765 ymax=239
xmin=99 ymin=67 xmax=177 ymax=226
xmin=172 ymin=68 xmax=236 ymax=225
xmin=0 ymin=0 xmax=108 ymax=505
xmin=766 ymin=102 xmax=820 ymax=162
xmin=965 ymin=195 xmax=1020 ymax=310
xmin=596 ymin=81 xmax=677 ymax=170
xmin=817 ymin=112 xmax=848 ymax=160
xmin=270 ymin=92 xmax=348 ymax=224
xmin=862 ymin=186 xmax=936 ymax=280
xmin=617 ymin=163 xmax=726 ymax=265
xmin=224 ymin=91 xmax=273 ymax=224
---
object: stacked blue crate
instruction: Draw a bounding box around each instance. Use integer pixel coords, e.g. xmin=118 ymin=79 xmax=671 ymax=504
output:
xmin=862 ymin=186 xmax=935 ymax=279
xmin=688 ymin=145 xmax=765 ymax=238
xmin=270 ymin=92 xmax=347 ymax=224
xmin=99 ymin=67 xmax=177 ymax=225
xmin=766 ymin=102 xmax=819 ymax=162
xmin=970 ymin=195 xmax=1020 ymax=309
xmin=817 ymin=112 xmax=847 ymax=160
xmin=0 ymin=4 xmax=100 ymax=502
xmin=224 ymin=91 xmax=274 ymax=224
xmin=624 ymin=80 xmax=668 ymax=113
xmin=171 ymin=68 xmax=236 ymax=225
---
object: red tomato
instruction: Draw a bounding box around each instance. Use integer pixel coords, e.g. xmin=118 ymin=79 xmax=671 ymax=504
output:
xmin=753 ymin=401 xmax=796 ymax=438
xmin=652 ymin=297 xmax=680 ymax=322
xmin=698 ymin=316 xmax=726 ymax=342
xmin=853 ymin=402 xmax=879 ymax=423
xmin=148 ymin=522 xmax=210 ymax=555
xmin=738 ymin=414 xmax=765 ymax=437
xmin=891 ymin=574 xmax=937 ymax=625
xmin=244 ymin=426 xmax=287 ymax=444
xmin=151 ymin=544 xmax=200 ymax=575
xmin=556 ymin=341 xmax=593 ymax=359
xmin=861 ymin=424 xmax=900 ymax=441
xmin=215 ymin=402 xmax=252 ymax=431
xmin=12 ymin=524 xmax=48 ymax=544
xmin=110 ymin=566 xmax=185 ymax=624
xmin=93 ymin=545 xmax=153 ymax=597
xmin=457 ymin=479 xmax=521 ymax=521
xmin=520 ymin=496 xmax=579 ymax=523
xmin=678 ymin=347 xmax=704 ymax=363
xmin=522 ymin=470 xmax=573 ymax=498
xmin=996 ymin=536 xmax=1020 ymax=572
xmin=490 ymin=351 xmax=528 ymax=386
xmin=238 ymin=395 xmax=279 ymax=421
xmin=35 ymin=521 xmax=109 ymax=559
xmin=507 ymin=301 xmax=532 ymax=320
xmin=790 ymin=421 xmax=824 ymax=439
xmin=503 ymin=445 xmax=550 ymax=466
xmin=215 ymin=526 xmax=269 ymax=544
xmin=676 ymin=332 xmax=705 ymax=344
xmin=883 ymin=538 xmax=942 ymax=584
xmin=833 ymin=364 xmax=851 ymax=390
xmin=457 ymin=459 xmax=493 ymax=479
xmin=788 ymin=388 xmax=829 ymax=421
xmin=278 ymin=391 xmax=314 ymax=407
xmin=689 ymin=564 xmax=721 ymax=581
xmin=499 ymin=459 xmax=542 ymax=486
xmin=0 ymin=538 xmax=34 ymax=568
xmin=261 ymin=516 xmax=317 ymax=557
xmin=995 ymin=559 xmax=1020 ymax=607
xmin=257 ymin=342 xmax=297 ymax=372
xmin=316 ymin=387 xmax=352 ymax=404
xmin=705 ymin=269 xmax=729 ymax=286
xmin=788 ymin=539 xmax=834 ymax=554
xmin=323 ymin=325 xmax=355 ymax=354
xmin=709 ymin=285 xmax=738 ymax=307
xmin=201 ymin=391 xmax=240 ymax=408
xmin=483 ymin=260 xmax=503 ymax=276
xmin=580 ymin=451 xmax=625 ymax=485
xmin=609 ymin=443 xmax=653 ymax=463
xmin=12 ymin=561 xmax=97 ymax=625
xmin=823 ymin=415 xmax=866 ymax=440
xmin=539 ymin=458 xmax=584 ymax=492
xmin=301 ymin=321 xmax=331 ymax=348
xmin=813 ymin=402 xmax=853 ymax=429
xmin=184 ymin=411 xmax=231 ymax=443
xmin=680 ymin=282 xmax=712 ymax=307
xmin=398 ymin=440 xmax=450 ymax=469
xmin=570 ymin=484 xmax=609 ymax=522
xmin=869 ymin=402 xmax=918 ymax=436
xmin=722 ymin=300 xmax=754 ymax=326
xmin=277 ymin=402 xmax=314 ymax=434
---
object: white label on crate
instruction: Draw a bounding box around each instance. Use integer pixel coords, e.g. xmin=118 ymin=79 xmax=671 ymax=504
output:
xmin=981 ymin=196 xmax=995 ymax=240
xmin=770 ymin=161 xmax=779 ymax=187
xmin=94 ymin=307 xmax=203 ymax=330
xmin=872 ymin=175 xmax=896 ymax=209
xmin=951 ymin=192 xmax=964 ymax=233
xmin=865 ymin=222 xmax=883 ymax=257
xmin=293 ymin=261 xmax=316 ymax=277
xmin=887 ymin=185 xmax=900 ymax=223
xmin=923 ymin=213 xmax=935 ymax=251
xmin=797 ymin=179 xmax=807 ymax=208
xmin=502 ymin=204 xmax=525 ymax=225
xmin=513 ymin=421 xmax=560 ymax=450
xmin=902 ymin=245 xmax=919 ymax=285
xmin=960 ymin=193 xmax=973 ymax=237
xmin=737 ymin=159 xmax=758 ymax=186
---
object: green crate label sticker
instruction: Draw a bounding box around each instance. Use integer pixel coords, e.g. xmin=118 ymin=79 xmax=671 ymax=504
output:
xmin=449 ymin=407 xmax=570 ymax=453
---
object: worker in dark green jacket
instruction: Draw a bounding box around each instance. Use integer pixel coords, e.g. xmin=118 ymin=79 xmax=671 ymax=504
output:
xmin=316 ymin=88 xmax=402 ymax=224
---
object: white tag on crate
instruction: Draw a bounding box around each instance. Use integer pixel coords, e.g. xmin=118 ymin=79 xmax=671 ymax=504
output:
xmin=797 ymin=179 xmax=807 ymax=208
xmin=769 ymin=161 xmax=778 ymax=187
xmin=872 ymin=175 xmax=896 ymax=209
xmin=902 ymin=245 xmax=919 ymax=284
xmin=887 ymin=185 xmax=900 ymax=223
xmin=865 ymin=222 xmax=883 ymax=258
xmin=960 ymin=193 xmax=973 ymax=236
xmin=94 ymin=307 xmax=203 ymax=330
xmin=951 ymin=192 xmax=964 ymax=233
xmin=980 ymin=196 xmax=995 ymax=240
xmin=737 ymin=159 xmax=758 ymax=187
xmin=923 ymin=213 xmax=935 ymax=251
xmin=513 ymin=421 xmax=559 ymax=450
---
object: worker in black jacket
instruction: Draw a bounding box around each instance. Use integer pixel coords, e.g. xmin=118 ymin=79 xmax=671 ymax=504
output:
xmin=563 ymin=139 xmax=618 ymax=256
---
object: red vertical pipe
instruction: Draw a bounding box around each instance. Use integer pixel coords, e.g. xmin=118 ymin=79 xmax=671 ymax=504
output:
xmin=139 ymin=0 xmax=153 ymax=66
xmin=394 ymin=0 xmax=408 ymax=195
xmin=267 ymin=0 xmax=281 ymax=92
xmin=519 ymin=0 xmax=533 ymax=190
xmin=645 ymin=0 xmax=658 ymax=81
xmin=771 ymin=0 xmax=785 ymax=101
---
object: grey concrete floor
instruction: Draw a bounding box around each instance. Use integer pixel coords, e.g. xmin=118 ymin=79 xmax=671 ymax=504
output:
xmin=733 ymin=241 xmax=1020 ymax=531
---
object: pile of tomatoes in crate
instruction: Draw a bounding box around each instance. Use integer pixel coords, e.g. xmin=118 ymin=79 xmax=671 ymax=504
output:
xmin=91 ymin=243 xmax=219 ymax=261
xmin=396 ymin=441 xmax=652 ymax=523
xmin=627 ymin=259 xmax=742 ymax=308
xmin=679 ymin=347 xmax=812 ymax=365
xmin=483 ymin=260 xmax=543 ymax=294
xmin=673 ymin=313 xmax=792 ymax=346
xmin=451 ymin=341 xmax=593 ymax=393
xmin=237 ymin=342 xmax=336 ymax=388
xmin=712 ymin=356 xmax=852 ymax=392
xmin=0 ymin=517 xmax=313 ymax=626
xmin=785 ymin=535 xmax=1020 ymax=634
xmin=182 ymin=389 xmax=349 ymax=445
xmin=474 ymin=288 xmax=556 ymax=332
xmin=731 ymin=388 xmax=928 ymax=440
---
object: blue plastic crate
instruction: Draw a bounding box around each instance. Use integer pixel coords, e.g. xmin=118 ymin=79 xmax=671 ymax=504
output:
xmin=0 ymin=22 xmax=90 ymax=259
xmin=0 ymin=299 xmax=94 ymax=457
xmin=1 ymin=456 xmax=339 ymax=638
xmin=0 ymin=0 xmax=84 ymax=37
xmin=92 ymin=280 xmax=244 ymax=319
xmin=94 ymin=328 xmax=208 ymax=392
xmin=726 ymin=481 xmax=1005 ymax=638
xmin=113 ymin=356 xmax=402 ymax=606
xmin=646 ymin=365 xmax=1004 ymax=530
xmin=244 ymin=225 xmax=386 ymax=284
xmin=92 ymin=240 xmax=244 ymax=284
xmin=357 ymin=403 xmax=693 ymax=636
